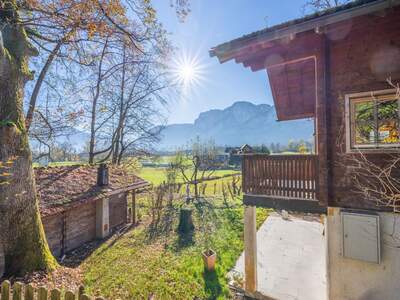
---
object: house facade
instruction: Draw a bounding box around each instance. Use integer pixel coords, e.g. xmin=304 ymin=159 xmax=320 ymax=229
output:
xmin=211 ymin=0 xmax=400 ymax=299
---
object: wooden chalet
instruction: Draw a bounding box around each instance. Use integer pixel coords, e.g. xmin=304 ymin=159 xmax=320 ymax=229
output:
xmin=211 ymin=0 xmax=400 ymax=299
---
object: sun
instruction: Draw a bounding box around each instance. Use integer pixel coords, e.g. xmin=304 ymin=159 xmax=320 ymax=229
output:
xmin=179 ymin=63 xmax=195 ymax=82
xmin=170 ymin=51 xmax=205 ymax=94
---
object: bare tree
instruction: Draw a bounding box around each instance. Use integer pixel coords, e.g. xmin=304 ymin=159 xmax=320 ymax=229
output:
xmin=86 ymin=35 xmax=172 ymax=165
xmin=170 ymin=138 xmax=221 ymax=200
xmin=304 ymin=0 xmax=351 ymax=13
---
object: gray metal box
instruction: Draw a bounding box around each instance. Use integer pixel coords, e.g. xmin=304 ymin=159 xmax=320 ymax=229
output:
xmin=341 ymin=212 xmax=380 ymax=264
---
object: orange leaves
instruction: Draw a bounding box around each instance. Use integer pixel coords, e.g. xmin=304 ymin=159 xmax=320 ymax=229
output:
xmin=24 ymin=0 xmax=129 ymax=39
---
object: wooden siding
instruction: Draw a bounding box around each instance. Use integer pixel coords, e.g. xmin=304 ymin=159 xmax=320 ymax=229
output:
xmin=243 ymin=154 xmax=318 ymax=200
xmin=42 ymin=193 xmax=128 ymax=257
xmin=326 ymin=6 xmax=400 ymax=210
xmin=42 ymin=214 xmax=64 ymax=257
xmin=65 ymin=202 xmax=96 ymax=252
xmin=109 ymin=193 xmax=127 ymax=229
xmin=267 ymin=57 xmax=316 ymax=120
xmin=239 ymin=6 xmax=400 ymax=211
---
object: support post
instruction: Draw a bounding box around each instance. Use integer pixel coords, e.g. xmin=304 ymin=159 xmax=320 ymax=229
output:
xmin=96 ymin=197 xmax=110 ymax=238
xmin=244 ymin=205 xmax=257 ymax=293
xmin=132 ymin=191 xmax=136 ymax=225
xmin=315 ymin=34 xmax=329 ymax=206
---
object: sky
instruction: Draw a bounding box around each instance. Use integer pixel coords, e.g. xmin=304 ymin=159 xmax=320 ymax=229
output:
xmin=153 ymin=0 xmax=309 ymax=124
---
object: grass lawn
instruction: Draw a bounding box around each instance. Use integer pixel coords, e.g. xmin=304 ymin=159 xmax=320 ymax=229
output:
xmin=82 ymin=188 xmax=269 ymax=299
xmin=138 ymin=167 xmax=240 ymax=186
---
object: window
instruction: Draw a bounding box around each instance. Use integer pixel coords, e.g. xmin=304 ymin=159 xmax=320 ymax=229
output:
xmin=346 ymin=90 xmax=400 ymax=151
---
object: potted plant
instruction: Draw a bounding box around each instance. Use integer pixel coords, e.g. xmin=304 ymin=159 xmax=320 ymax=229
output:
xmin=199 ymin=203 xmax=217 ymax=271
xmin=202 ymin=248 xmax=216 ymax=271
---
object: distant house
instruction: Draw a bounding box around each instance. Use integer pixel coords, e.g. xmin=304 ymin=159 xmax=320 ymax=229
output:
xmin=215 ymin=153 xmax=230 ymax=166
xmin=239 ymin=144 xmax=253 ymax=154
xmin=35 ymin=165 xmax=150 ymax=257
xmin=211 ymin=0 xmax=400 ymax=299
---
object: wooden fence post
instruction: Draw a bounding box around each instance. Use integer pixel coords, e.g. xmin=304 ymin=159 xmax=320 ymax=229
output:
xmin=1 ymin=280 xmax=10 ymax=300
xmin=37 ymin=287 xmax=47 ymax=300
xmin=78 ymin=286 xmax=85 ymax=300
xmin=12 ymin=282 xmax=23 ymax=300
xmin=50 ymin=288 xmax=61 ymax=300
xmin=0 ymin=282 xmax=105 ymax=300
xmin=24 ymin=284 xmax=34 ymax=300
xmin=64 ymin=291 xmax=75 ymax=300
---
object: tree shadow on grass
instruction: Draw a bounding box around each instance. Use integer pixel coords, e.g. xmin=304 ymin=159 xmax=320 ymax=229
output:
xmin=167 ymin=230 xmax=195 ymax=253
xmin=203 ymin=269 xmax=223 ymax=299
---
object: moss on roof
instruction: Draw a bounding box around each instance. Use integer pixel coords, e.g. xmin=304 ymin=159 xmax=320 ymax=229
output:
xmin=35 ymin=165 xmax=149 ymax=216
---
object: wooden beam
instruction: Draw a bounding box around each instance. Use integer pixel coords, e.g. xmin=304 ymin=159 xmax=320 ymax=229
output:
xmin=244 ymin=205 xmax=257 ymax=294
xmin=315 ymin=34 xmax=329 ymax=206
xmin=244 ymin=194 xmax=327 ymax=214
xmin=242 ymin=34 xmax=321 ymax=72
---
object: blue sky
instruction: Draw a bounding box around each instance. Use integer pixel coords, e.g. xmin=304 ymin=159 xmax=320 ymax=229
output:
xmin=153 ymin=0 xmax=309 ymax=124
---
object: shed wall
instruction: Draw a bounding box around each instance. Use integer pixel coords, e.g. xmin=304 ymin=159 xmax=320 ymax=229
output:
xmin=65 ymin=202 xmax=96 ymax=252
xmin=109 ymin=193 xmax=127 ymax=229
xmin=42 ymin=193 xmax=128 ymax=257
xmin=42 ymin=214 xmax=64 ymax=257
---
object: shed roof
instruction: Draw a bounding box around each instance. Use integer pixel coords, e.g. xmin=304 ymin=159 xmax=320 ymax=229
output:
xmin=35 ymin=165 xmax=150 ymax=217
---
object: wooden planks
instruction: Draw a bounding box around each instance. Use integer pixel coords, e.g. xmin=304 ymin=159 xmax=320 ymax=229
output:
xmin=242 ymin=154 xmax=319 ymax=201
xmin=0 ymin=282 xmax=103 ymax=300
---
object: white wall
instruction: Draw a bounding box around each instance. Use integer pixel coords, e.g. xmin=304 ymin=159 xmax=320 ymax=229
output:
xmin=327 ymin=207 xmax=400 ymax=300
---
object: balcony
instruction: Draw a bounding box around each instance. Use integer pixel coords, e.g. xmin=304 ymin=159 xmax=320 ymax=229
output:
xmin=242 ymin=154 xmax=325 ymax=213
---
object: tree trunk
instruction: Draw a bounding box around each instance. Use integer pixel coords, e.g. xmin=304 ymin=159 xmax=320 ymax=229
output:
xmin=112 ymin=42 xmax=126 ymax=164
xmin=88 ymin=39 xmax=108 ymax=165
xmin=177 ymin=208 xmax=195 ymax=234
xmin=0 ymin=2 xmax=56 ymax=275
xmin=25 ymin=39 xmax=63 ymax=132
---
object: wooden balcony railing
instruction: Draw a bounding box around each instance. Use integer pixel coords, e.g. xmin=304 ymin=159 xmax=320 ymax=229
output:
xmin=242 ymin=154 xmax=318 ymax=200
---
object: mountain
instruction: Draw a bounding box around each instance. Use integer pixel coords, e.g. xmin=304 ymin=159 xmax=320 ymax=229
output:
xmin=30 ymin=128 xmax=90 ymax=153
xmin=157 ymin=101 xmax=314 ymax=150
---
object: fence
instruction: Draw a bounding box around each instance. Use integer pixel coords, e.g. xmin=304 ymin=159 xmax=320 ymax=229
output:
xmin=0 ymin=281 xmax=105 ymax=300
xmin=242 ymin=154 xmax=318 ymax=200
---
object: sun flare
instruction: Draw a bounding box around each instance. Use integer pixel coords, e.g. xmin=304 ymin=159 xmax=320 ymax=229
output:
xmin=170 ymin=51 xmax=205 ymax=93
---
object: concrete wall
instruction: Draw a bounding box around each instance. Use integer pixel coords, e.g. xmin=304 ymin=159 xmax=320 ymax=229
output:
xmin=327 ymin=207 xmax=400 ymax=300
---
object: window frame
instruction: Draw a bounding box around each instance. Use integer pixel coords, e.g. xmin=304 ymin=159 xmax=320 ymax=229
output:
xmin=345 ymin=89 xmax=400 ymax=153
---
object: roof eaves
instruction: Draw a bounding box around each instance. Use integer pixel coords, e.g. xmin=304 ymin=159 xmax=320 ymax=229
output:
xmin=210 ymin=0 xmax=399 ymax=60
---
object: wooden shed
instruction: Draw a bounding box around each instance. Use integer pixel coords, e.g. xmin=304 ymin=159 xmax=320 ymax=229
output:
xmin=35 ymin=165 xmax=149 ymax=257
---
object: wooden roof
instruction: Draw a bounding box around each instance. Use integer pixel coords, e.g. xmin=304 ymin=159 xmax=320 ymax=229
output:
xmin=35 ymin=165 xmax=150 ymax=217
xmin=210 ymin=0 xmax=399 ymax=121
